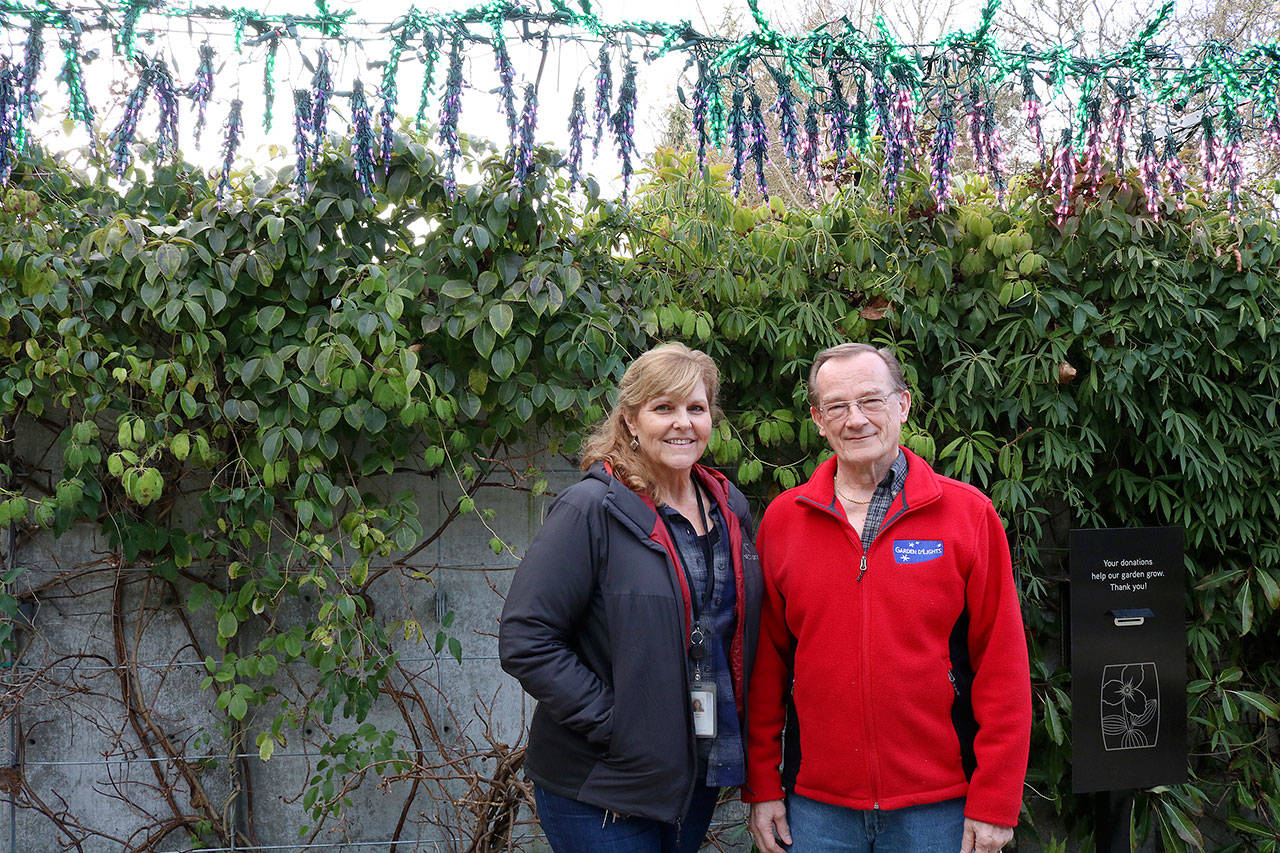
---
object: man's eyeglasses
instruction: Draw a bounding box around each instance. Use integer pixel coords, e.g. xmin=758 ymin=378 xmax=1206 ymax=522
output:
xmin=816 ymin=394 xmax=897 ymax=421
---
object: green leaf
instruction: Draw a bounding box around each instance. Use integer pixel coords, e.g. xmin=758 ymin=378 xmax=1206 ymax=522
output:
xmin=150 ymin=363 xmax=169 ymax=395
xmin=440 ymin=279 xmax=474 ymax=299
xmin=257 ymin=306 xmax=285 ymax=333
xmin=263 ymin=353 xmax=285 ymax=384
xmin=488 ymin=302 xmax=514 ymax=337
xmin=318 ymin=407 xmax=342 ymax=431
xmin=140 ymin=281 xmax=164 ymax=310
xmin=289 ymin=383 xmax=310 ymax=411
xmin=1043 ymin=690 xmax=1063 ymax=745
xmin=491 ymin=348 xmax=515 ymax=379
xmin=264 ymin=215 xmax=284 ymax=244
xmin=1236 ymin=581 xmax=1253 ymax=635
xmin=1228 ymin=689 xmax=1280 ymax=720
xmin=363 ymin=407 xmax=387 ymax=433
xmin=157 ymin=243 xmax=184 ymax=279
xmin=1158 ymin=799 xmax=1203 ymax=848
xmin=1226 ymin=816 xmax=1278 ymax=837
xmin=1254 ymin=570 xmax=1280 ymax=609
xmin=472 ymin=323 xmax=496 ymax=359
xmin=217 ymin=612 xmax=238 ymax=638
xmin=387 ymin=168 xmax=410 ymax=200
xmin=240 ymin=358 xmax=263 ymax=385
xmin=208 ymin=287 xmax=227 ymax=315
xmin=385 ymin=292 xmax=404 ymax=320
xmin=262 ymin=430 xmax=282 ymax=463
xmin=497 ymin=253 xmax=523 ymax=285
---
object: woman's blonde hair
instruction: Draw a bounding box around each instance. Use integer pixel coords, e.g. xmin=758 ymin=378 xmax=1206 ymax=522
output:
xmin=580 ymin=343 xmax=720 ymax=504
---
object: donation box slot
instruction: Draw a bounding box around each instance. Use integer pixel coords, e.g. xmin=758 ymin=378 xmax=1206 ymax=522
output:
xmin=1069 ymin=527 xmax=1186 ymax=794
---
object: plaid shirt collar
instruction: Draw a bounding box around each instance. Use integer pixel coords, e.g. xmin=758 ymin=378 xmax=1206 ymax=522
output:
xmin=857 ymin=448 xmax=909 ymax=546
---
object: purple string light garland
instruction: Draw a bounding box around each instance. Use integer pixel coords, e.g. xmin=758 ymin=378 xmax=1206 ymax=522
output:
xmin=591 ymin=45 xmax=612 ymax=157
xmin=108 ymin=61 xmax=157 ymax=178
xmin=511 ymin=83 xmax=537 ymax=200
xmin=217 ymin=98 xmax=244 ymax=199
xmin=311 ymin=49 xmax=333 ymax=160
xmin=610 ymin=59 xmax=637 ymax=202
xmin=567 ymin=86 xmax=586 ymax=190
xmin=189 ymin=43 xmax=215 ymax=147
xmin=0 ymin=0 xmax=1274 ymax=222
xmin=437 ymin=35 xmax=464 ymax=198
xmin=748 ymin=88 xmax=770 ymax=200
xmin=727 ymin=86 xmax=746 ymax=197
xmin=350 ymin=79 xmax=377 ymax=197
xmin=0 ymin=68 xmax=22 ymax=184
xmin=293 ymin=88 xmax=313 ymax=196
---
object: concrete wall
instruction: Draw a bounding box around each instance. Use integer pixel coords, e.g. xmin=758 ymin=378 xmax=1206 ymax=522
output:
xmin=2 ymin=456 xmax=752 ymax=852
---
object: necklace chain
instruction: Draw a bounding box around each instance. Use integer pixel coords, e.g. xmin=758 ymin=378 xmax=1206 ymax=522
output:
xmin=833 ymin=475 xmax=873 ymax=506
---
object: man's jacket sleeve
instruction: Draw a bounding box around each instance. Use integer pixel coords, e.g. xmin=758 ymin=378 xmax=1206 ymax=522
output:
xmin=963 ymin=501 xmax=1032 ymax=826
xmin=498 ymin=496 xmax=614 ymax=747
xmin=743 ymin=509 xmax=791 ymax=802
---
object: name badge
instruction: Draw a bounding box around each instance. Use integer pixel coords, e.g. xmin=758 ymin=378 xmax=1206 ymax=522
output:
xmin=691 ymin=682 xmax=717 ymax=738
xmin=893 ymin=539 xmax=944 ymax=563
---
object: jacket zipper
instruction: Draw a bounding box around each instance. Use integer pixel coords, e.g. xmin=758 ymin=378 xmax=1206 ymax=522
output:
xmin=812 ymin=483 xmax=935 ymax=809
xmin=857 ymin=539 xmax=881 ymax=810
xmin=860 ymin=490 xmax=941 ymax=810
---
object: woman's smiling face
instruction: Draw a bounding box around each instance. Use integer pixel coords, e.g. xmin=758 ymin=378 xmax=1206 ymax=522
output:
xmin=624 ymin=379 xmax=712 ymax=476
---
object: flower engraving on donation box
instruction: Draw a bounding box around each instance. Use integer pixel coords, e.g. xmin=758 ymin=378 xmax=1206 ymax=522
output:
xmin=1100 ymin=662 xmax=1160 ymax=751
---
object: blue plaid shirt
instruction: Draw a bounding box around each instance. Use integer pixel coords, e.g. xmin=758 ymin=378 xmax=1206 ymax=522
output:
xmin=659 ymin=497 xmax=745 ymax=787
xmin=857 ymin=449 xmax=909 ymax=546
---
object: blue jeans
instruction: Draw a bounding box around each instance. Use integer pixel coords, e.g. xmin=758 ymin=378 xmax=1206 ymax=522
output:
xmin=786 ymin=794 xmax=965 ymax=852
xmin=533 ymin=783 xmax=721 ymax=853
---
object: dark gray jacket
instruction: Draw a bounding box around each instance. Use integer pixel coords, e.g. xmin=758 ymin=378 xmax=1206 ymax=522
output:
xmin=499 ymin=462 xmax=762 ymax=823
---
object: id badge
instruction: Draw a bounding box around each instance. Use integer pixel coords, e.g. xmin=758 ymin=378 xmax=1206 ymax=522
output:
xmin=690 ymin=681 xmax=717 ymax=738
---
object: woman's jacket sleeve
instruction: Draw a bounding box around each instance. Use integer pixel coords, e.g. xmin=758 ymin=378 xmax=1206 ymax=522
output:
xmin=498 ymin=494 xmax=614 ymax=746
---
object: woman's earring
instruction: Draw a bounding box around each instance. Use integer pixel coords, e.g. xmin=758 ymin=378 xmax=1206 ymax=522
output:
xmin=630 ymin=437 xmax=639 ymax=451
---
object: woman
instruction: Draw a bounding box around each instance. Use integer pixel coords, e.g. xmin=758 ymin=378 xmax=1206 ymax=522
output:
xmin=499 ymin=343 xmax=763 ymax=853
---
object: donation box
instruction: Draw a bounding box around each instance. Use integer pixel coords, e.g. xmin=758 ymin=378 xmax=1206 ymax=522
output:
xmin=1069 ymin=527 xmax=1186 ymax=793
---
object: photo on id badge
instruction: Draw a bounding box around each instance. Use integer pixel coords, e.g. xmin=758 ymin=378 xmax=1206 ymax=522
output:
xmin=691 ymin=683 xmax=716 ymax=737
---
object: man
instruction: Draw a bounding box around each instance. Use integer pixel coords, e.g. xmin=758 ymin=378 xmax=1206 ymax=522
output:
xmin=745 ymin=343 xmax=1031 ymax=853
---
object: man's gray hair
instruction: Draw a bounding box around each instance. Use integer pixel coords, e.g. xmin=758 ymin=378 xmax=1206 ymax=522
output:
xmin=806 ymin=343 xmax=909 ymax=406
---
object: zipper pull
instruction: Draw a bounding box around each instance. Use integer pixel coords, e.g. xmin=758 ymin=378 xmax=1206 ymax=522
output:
xmin=856 ymin=555 xmax=867 ymax=582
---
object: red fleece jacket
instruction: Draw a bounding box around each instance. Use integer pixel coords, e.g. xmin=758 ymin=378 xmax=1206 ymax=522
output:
xmin=744 ymin=449 xmax=1031 ymax=827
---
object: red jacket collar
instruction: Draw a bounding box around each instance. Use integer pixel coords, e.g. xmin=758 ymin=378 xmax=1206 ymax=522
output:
xmin=794 ymin=447 xmax=942 ymax=513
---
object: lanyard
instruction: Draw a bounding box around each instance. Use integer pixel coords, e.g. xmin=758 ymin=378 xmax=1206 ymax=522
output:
xmin=667 ymin=482 xmax=716 ymax=670
xmin=690 ymin=484 xmax=716 ymax=610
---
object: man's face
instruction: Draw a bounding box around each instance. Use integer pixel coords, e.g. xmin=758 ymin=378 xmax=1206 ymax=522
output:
xmin=810 ymin=353 xmax=911 ymax=475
